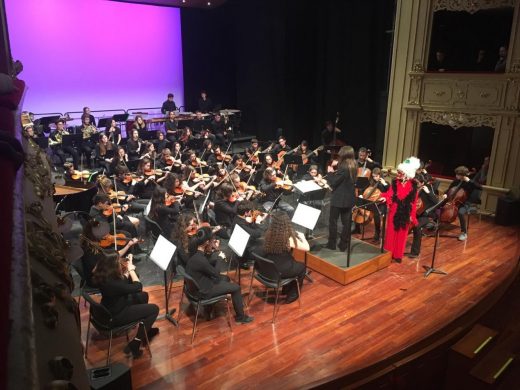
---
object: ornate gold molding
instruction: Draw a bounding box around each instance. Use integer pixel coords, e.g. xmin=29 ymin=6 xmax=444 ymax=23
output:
xmin=25 ymin=142 xmax=53 ymax=199
xmin=432 ymin=0 xmax=515 ymax=13
xmin=419 ymin=111 xmax=498 ymax=128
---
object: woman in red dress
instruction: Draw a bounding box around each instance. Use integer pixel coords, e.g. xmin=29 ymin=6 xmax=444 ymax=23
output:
xmin=380 ymin=157 xmax=420 ymax=263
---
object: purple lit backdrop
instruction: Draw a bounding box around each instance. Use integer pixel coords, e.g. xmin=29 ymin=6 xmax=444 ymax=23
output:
xmin=6 ymin=0 xmax=184 ymax=114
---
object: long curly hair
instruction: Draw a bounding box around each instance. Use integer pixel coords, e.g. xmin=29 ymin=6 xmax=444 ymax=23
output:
xmin=263 ymin=211 xmax=297 ymax=254
xmin=171 ymin=212 xmax=196 ymax=253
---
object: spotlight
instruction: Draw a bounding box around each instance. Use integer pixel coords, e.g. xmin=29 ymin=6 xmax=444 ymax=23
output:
xmin=207 ymin=1 xmax=211 ymax=5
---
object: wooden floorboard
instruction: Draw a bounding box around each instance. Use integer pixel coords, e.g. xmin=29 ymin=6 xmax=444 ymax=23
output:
xmin=81 ymin=217 xmax=520 ymax=389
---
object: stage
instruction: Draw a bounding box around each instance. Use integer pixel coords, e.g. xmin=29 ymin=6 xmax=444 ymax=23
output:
xmin=80 ymin=217 xmax=520 ymax=389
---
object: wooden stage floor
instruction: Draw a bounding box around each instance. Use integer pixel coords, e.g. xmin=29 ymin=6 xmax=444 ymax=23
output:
xmin=81 ymin=217 xmax=520 ymax=389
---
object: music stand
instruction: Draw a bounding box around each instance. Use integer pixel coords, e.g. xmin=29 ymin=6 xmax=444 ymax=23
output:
xmin=38 ymin=115 xmax=61 ymax=133
xmin=34 ymin=136 xmax=49 ymax=150
xmin=187 ymin=138 xmax=204 ymax=151
xmin=283 ymin=154 xmax=303 ymax=166
xmin=228 ymin=224 xmax=251 ymax=284
xmin=97 ymin=117 xmax=110 ymax=129
xmin=149 ymin=235 xmax=179 ymax=325
xmin=112 ymin=113 xmax=129 ymax=123
xmin=292 ymin=203 xmax=321 ymax=282
xmin=126 ymin=159 xmax=139 ymax=172
xmin=141 ymin=130 xmax=156 ymax=141
xmin=62 ymin=134 xmax=83 ymax=149
xmin=422 ymin=199 xmax=449 ymax=278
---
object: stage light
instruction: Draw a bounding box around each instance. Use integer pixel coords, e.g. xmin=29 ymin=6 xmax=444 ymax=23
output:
xmin=207 ymin=1 xmax=211 ymax=6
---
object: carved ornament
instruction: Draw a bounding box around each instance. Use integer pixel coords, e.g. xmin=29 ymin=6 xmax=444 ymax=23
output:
xmin=419 ymin=111 xmax=498 ymax=129
xmin=432 ymin=0 xmax=515 ymax=14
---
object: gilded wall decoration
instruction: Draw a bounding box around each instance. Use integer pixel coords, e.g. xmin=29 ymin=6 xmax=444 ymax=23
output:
xmin=419 ymin=111 xmax=498 ymax=128
xmin=432 ymin=0 xmax=515 ymax=13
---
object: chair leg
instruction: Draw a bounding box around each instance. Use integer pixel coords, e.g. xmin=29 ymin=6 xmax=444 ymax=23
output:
xmin=296 ymin=280 xmax=302 ymax=308
xmin=177 ymin=289 xmax=185 ymax=325
xmin=141 ymin=322 xmax=152 ymax=358
xmin=84 ymin=316 xmax=91 ymax=358
xmin=247 ymin=270 xmax=255 ymax=305
xmin=191 ymin=302 xmax=200 ymax=344
xmin=225 ymin=298 xmax=233 ymax=331
xmin=107 ymin=330 xmax=113 ymax=366
xmin=273 ymin=287 xmax=280 ymax=324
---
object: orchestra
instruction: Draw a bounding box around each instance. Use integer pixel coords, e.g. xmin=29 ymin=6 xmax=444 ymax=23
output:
xmin=23 ymin=101 xmax=484 ymax=350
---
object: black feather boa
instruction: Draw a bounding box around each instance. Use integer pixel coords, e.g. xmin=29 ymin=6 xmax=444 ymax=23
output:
xmin=392 ymin=179 xmax=417 ymax=230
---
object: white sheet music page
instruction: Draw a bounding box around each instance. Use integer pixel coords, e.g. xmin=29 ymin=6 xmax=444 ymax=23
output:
xmin=150 ymin=235 xmax=177 ymax=271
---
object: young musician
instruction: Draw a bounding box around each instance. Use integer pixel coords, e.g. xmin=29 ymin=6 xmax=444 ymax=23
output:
xmin=80 ymin=114 xmax=98 ymax=168
xmin=89 ymin=193 xmax=139 ymax=237
xmin=105 ymin=119 xmax=121 ymax=145
xmin=110 ymin=146 xmax=129 ymax=173
xmin=161 ymin=93 xmax=177 ymax=114
xmin=407 ymin=173 xmax=446 ymax=258
xmin=83 ymin=106 xmax=96 ymax=127
xmin=132 ymin=115 xmax=147 ymax=138
xmin=127 ymin=129 xmax=143 ymax=161
xmin=326 ymin=145 xmax=357 ymax=251
xmin=154 ymin=131 xmax=168 ymax=154
xmin=165 ymin=111 xmax=179 ymax=143
xmin=133 ymin=159 xmax=157 ymax=200
xmin=198 ymin=90 xmax=213 ymax=113
xmin=259 ymin=167 xmax=294 ymax=217
xmin=210 ymin=114 xmax=227 ymax=146
xmin=141 ymin=142 xmax=157 ymax=161
xmin=447 ymin=166 xmax=480 ymax=241
xmin=49 ymin=119 xmax=80 ymax=167
xmin=170 ymin=213 xmax=198 ymax=268
xmin=379 ymin=157 xmax=420 ymax=263
xmin=213 ymin=183 xmax=238 ymax=238
xmin=259 ymin=211 xmax=308 ymax=304
xmin=186 ymin=227 xmax=254 ymax=323
xmin=149 ymin=186 xmax=181 ymax=237
xmin=93 ymin=252 xmax=159 ymax=358
xmin=95 ymin=133 xmax=115 ymax=173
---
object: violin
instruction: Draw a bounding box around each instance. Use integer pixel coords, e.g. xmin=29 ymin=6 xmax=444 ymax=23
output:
xmin=102 ymin=204 xmax=123 ymax=216
xmin=144 ymin=169 xmax=164 ymax=177
xmin=193 ymin=173 xmax=212 ymax=183
xmin=71 ymin=170 xmax=91 ymax=180
xmin=174 ymin=186 xmax=184 ymax=195
xmin=165 ymin=156 xmax=182 ymax=168
xmin=246 ymin=209 xmax=267 ymax=224
xmin=108 ymin=190 xmax=127 ymax=201
xmin=98 ymin=233 xmax=143 ymax=248
xmin=122 ymin=173 xmax=133 ymax=184
xmin=216 ymin=152 xmax=232 ymax=163
xmin=165 ymin=193 xmax=181 ymax=207
xmin=275 ymin=178 xmax=293 ymax=191
xmin=186 ymin=222 xmax=221 ymax=236
xmin=191 ymin=158 xmax=208 ymax=168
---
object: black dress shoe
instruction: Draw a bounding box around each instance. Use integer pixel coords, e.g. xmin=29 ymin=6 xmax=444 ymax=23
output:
xmin=373 ymin=234 xmax=380 ymax=242
xmin=325 ymin=243 xmax=336 ymax=250
xmin=235 ymin=315 xmax=254 ymax=324
xmin=147 ymin=327 xmax=159 ymax=340
xmin=392 ymin=258 xmax=402 ymax=263
xmin=338 ymin=244 xmax=347 ymax=252
xmin=406 ymin=253 xmax=419 ymax=258
xmin=124 ymin=339 xmax=142 ymax=358
xmin=285 ymin=294 xmax=299 ymax=304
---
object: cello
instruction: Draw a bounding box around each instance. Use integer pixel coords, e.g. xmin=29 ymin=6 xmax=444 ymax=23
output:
xmin=439 ymin=178 xmax=469 ymax=223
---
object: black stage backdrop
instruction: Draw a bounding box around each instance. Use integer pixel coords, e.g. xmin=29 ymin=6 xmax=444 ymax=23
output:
xmin=181 ymin=0 xmax=395 ymax=158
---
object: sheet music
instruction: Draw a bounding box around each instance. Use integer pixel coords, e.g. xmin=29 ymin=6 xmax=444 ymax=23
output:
xmin=293 ymin=180 xmax=322 ymax=194
xmin=150 ymin=235 xmax=177 ymax=271
xmin=228 ymin=224 xmax=250 ymax=257
xmin=292 ymin=202 xmax=321 ymax=230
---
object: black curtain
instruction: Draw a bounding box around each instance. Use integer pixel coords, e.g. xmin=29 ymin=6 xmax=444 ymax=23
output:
xmin=181 ymin=0 xmax=395 ymax=158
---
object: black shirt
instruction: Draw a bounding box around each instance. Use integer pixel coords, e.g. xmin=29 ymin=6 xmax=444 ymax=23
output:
xmin=198 ymin=97 xmax=213 ymax=113
xmin=214 ymin=199 xmax=238 ymax=227
xmin=161 ymin=100 xmax=177 ymax=114
xmin=327 ymin=168 xmax=356 ymax=208
xmin=100 ymin=277 xmax=143 ymax=315
xmin=186 ymin=251 xmax=221 ymax=295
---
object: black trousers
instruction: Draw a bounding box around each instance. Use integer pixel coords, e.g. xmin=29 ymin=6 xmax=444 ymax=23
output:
xmin=113 ymin=292 xmax=159 ymax=339
xmin=203 ymin=275 xmax=245 ymax=318
xmin=52 ymin=145 xmax=80 ymax=167
xmin=328 ymin=206 xmax=352 ymax=247
xmin=279 ymin=261 xmax=306 ymax=297
xmin=410 ymin=215 xmax=431 ymax=255
xmin=81 ymin=141 xmax=94 ymax=167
